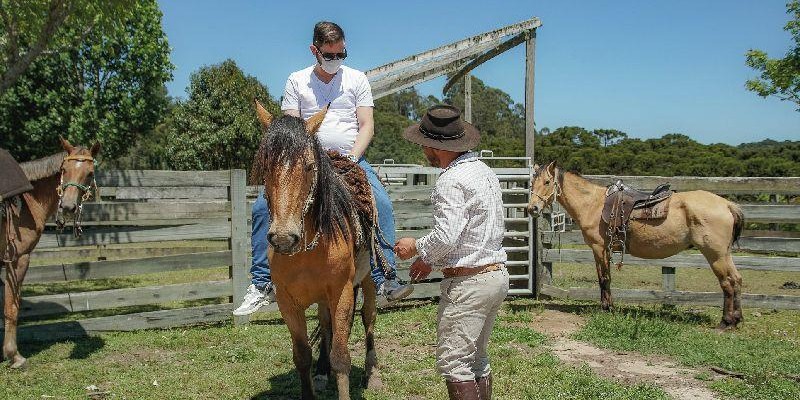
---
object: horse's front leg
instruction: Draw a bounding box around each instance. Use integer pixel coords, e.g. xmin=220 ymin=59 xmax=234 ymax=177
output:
xmin=329 ymin=282 xmax=355 ymax=400
xmin=3 ymin=253 xmax=30 ymax=369
xmin=360 ymin=276 xmax=382 ymax=390
xmin=590 ymin=244 xmax=613 ymax=310
xmin=277 ymin=299 xmax=316 ymax=400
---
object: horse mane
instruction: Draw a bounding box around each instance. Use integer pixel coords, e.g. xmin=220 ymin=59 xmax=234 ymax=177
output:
xmin=251 ymin=115 xmax=355 ymax=239
xmin=19 ymin=152 xmax=66 ymax=181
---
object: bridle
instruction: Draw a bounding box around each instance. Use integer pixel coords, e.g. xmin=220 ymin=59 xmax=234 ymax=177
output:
xmin=267 ymin=161 xmax=320 ymax=256
xmin=55 ymin=154 xmax=98 ymax=237
xmin=532 ymin=167 xmax=561 ymax=211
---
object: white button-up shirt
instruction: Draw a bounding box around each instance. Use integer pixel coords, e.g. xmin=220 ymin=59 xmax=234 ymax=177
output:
xmin=416 ymin=152 xmax=507 ymax=270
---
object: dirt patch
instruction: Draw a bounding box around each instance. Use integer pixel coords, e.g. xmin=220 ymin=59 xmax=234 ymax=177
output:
xmin=534 ymin=310 xmax=720 ymax=400
xmin=531 ymin=309 xmax=586 ymax=336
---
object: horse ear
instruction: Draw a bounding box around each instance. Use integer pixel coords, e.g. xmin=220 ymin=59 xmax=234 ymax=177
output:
xmin=60 ymin=136 xmax=75 ymax=153
xmin=305 ymin=103 xmax=329 ymax=135
xmin=532 ymin=163 xmax=540 ymax=173
xmin=254 ymin=99 xmax=274 ymax=131
xmin=547 ymin=161 xmax=557 ymax=172
xmin=90 ymin=142 xmax=102 ymax=157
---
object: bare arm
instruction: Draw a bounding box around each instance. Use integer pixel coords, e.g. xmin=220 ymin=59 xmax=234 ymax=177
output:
xmin=350 ymin=106 xmax=374 ymax=159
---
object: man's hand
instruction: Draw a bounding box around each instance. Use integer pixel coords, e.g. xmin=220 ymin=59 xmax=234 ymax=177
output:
xmin=394 ymin=237 xmax=417 ymax=260
xmin=409 ymin=257 xmax=432 ymax=282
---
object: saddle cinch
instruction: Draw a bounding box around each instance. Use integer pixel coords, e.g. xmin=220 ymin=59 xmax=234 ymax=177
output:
xmin=601 ymin=180 xmax=673 ymax=267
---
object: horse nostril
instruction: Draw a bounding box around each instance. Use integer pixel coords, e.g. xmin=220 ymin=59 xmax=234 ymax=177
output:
xmin=287 ymin=233 xmax=300 ymax=247
xmin=267 ymin=233 xmax=278 ymax=247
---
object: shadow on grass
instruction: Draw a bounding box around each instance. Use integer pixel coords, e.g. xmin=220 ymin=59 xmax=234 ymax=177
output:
xmin=1 ymin=319 xmax=105 ymax=362
xmin=254 ymin=365 xmax=369 ymax=400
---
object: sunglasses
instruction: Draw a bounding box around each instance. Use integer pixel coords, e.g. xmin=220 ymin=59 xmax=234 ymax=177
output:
xmin=315 ymin=46 xmax=348 ymax=61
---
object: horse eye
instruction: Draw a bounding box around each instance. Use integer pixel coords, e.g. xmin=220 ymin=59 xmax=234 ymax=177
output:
xmin=305 ymin=164 xmax=315 ymax=171
xmin=545 ymin=180 xmax=550 ymax=185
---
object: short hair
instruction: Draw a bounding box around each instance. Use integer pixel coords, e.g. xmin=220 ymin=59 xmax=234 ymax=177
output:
xmin=313 ymin=21 xmax=345 ymax=48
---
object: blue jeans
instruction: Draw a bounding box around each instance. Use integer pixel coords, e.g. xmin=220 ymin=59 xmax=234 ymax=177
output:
xmin=250 ymin=157 xmax=397 ymax=289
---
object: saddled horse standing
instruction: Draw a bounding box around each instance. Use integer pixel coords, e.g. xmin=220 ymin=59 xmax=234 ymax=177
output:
xmin=528 ymin=161 xmax=745 ymax=329
xmin=251 ymin=100 xmax=381 ymax=400
xmin=1 ymin=138 xmax=100 ymax=368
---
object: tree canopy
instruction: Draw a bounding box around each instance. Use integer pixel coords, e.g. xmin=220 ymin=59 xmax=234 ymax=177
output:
xmin=0 ymin=0 xmax=172 ymax=162
xmin=165 ymin=59 xmax=280 ymax=171
xmin=746 ymin=0 xmax=800 ymax=109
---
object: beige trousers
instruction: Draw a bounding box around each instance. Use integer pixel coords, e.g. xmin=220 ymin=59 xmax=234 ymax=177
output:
xmin=436 ymin=267 xmax=510 ymax=381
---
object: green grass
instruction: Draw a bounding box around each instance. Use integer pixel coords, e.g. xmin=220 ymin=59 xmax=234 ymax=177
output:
xmin=551 ymin=262 xmax=800 ymax=296
xmin=0 ymin=299 xmax=668 ymax=400
xmin=572 ymin=303 xmax=800 ymax=400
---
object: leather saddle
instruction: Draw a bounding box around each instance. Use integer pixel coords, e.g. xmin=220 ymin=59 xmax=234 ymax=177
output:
xmin=0 ymin=148 xmax=33 ymax=202
xmin=602 ymin=180 xmax=673 ymax=229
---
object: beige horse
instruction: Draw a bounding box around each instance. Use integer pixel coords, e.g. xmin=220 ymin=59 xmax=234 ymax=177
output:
xmin=527 ymin=162 xmax=745 ymax=329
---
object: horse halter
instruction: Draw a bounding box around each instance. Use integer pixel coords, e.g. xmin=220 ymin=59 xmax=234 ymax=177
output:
xmin=532 ymin=167 xmax=561 ymax=210
xmin=268 ymin=161 xmax=320 ymax=256
xmin=55 ymin=154 xmax=98 ymax=237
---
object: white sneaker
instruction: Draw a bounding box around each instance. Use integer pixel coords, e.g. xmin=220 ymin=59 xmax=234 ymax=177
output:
xmin=232 ymin=283 xmax=275 ymax=316
xmin=376 ymin=280 xmax=413 ymax=308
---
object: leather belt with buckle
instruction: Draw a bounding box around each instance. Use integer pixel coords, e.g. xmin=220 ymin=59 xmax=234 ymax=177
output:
xmin=442 ymin=263 xmax=504 ymax=279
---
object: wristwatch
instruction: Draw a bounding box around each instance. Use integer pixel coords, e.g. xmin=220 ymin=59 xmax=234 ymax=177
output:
xmin=346 ymin=154 xmax=359 ymax=163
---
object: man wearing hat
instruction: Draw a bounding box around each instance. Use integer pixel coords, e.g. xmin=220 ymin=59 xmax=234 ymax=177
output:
xmin=394 ymin=104 xmax=509 ymax=400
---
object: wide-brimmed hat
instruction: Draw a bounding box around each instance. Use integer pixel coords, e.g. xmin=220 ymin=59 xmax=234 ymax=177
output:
xmin=402 ymin=104 xmax=480 ymax=152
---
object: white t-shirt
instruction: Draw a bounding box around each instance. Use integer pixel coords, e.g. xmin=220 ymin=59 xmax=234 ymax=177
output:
xmin=281 ymin=65 xmax=374 ymax=154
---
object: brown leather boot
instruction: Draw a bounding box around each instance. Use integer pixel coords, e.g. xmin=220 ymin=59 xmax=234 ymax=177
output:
xmin=445 ymin=380 xmax=480 ymax=400
xmin=476 ymin=373 xmax=492 ymax=400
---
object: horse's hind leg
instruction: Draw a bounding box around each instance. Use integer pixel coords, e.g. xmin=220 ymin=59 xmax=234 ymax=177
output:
xmin=3 ymin=253 xmax=30 ymax=369
xmin=360 ymin=277 xmax=382 ymax=390
xmin=703 ymin=249 xmax=743 ymax=330
xmin=329 ymin=284 xmax=355 ymax=400
xmin=314 ymin=305 xmax=333 ymax=392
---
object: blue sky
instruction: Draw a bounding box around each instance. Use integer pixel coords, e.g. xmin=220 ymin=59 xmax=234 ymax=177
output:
xmin=158 ymin=0 xmax=799 ymax=145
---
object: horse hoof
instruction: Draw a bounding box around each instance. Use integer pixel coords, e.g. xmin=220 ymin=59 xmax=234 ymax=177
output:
xmin=365 ymin=374 xmax=384 ymax=390
xmin=313 ymin=374 xmax=328 ymax=392
xmin=715 ymin=322 xmax=736 ymax=332
xmin=10 ymin=357 xmax=28 ymax=369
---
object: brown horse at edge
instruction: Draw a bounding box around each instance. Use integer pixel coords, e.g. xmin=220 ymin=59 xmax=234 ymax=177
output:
xmin=527 ymin=162 xmax=745 ymax=329
xmin=251 ymin=100 xmax=381 ymax=400
xmin=1 ymin=138 xmax=100 ymax=368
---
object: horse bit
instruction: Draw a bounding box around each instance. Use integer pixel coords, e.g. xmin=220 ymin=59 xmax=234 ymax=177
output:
xmin=55 ymin=154 xmax=98 ymax=237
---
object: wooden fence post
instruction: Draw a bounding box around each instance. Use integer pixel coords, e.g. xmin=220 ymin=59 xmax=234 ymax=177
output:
xmin=229 ymin=169 xmax=249 ymax=325
xmin=662 ymin=266 xmax=676 ymax=291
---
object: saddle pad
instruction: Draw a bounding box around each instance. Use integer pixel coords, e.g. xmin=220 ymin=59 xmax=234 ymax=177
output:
xmin=0 ymin=148 xmax=33 ymax=201
xmin=327 ymin=151 xmax=375 ymax=223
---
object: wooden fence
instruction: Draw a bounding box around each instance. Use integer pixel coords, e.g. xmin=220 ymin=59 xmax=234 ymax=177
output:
xmin=8 ymin=170 xmax=246 ymax=340
xmin=8 ymin=169 xmax=799 ymax=339
xmin=536 ymin=175 xmax=800 ymax=310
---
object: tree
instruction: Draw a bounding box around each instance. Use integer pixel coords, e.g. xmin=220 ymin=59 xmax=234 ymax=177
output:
xmin=0 ymin=0 xmax=135 ymax=94
xmin=166 ymin=59 xmax=280 ymax=171
xmin=745 ymin=0 xmax=800 ymax=109
xmin=592 ymin=129 xmax=627 ymax=147
xmin=0 ymin=0 xmax=173 ymax=161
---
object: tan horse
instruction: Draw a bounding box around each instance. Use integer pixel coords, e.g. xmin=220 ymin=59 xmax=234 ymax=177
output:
xmin=250 ymin=101 xmax=381 ymax=400
xmin=1 ymin=138 xmax=100 ymax=368
xmin=527 ymin=162 xmax=745 ymax=329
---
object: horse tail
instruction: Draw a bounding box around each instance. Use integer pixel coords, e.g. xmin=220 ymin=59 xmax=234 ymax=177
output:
xmin=728 ymin=202 xmax=744 ymax=247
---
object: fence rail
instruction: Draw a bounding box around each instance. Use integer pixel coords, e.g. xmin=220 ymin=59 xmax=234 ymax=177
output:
xmin=5 ymin=168 xmax=798 ymax=339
